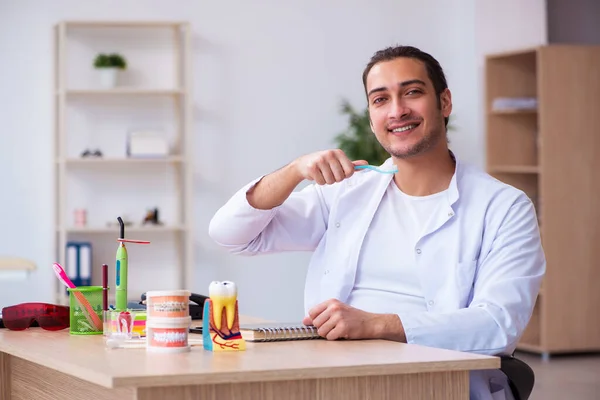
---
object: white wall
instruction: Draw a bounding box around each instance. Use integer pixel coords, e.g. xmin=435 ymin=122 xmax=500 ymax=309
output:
xmin=0 ymin=0 xmax=547 ymax=322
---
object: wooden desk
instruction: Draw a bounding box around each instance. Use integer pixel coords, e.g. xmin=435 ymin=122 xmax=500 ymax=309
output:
xmin=0 ymin=317 xmax=499 ymax=400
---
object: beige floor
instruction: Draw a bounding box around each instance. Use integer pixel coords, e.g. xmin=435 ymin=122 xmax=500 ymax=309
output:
xmin=515 ymin=351 xmax=600 ymax=400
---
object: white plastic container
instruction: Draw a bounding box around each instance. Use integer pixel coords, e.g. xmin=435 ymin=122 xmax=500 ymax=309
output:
xmin=145 ymin=290 xmax=190 ymax=319
xmin=146 ymin=316 xmax=192 ymax=353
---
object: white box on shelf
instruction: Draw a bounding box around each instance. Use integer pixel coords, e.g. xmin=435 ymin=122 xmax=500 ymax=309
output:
xmin=127 ymin=130 xmax=169 ymax=158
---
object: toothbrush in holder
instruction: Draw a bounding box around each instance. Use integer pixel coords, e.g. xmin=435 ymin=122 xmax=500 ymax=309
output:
xmin=52 ymin=262 xmax=103 ymax=330
xmin=115 ymin=217 xmax=150 ymax=311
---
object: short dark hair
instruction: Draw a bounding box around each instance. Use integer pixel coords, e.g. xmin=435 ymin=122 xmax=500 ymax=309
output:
xmin=362 ymin=45 xmax=449 ymax=127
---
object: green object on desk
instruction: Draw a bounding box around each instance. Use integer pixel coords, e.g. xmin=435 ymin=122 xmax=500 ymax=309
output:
xmin=114 ymin=216 xmax=151 ymax=311
xmin=115 ymin=241 xmax=128 ymax=311
xmin=68 ymin=286 xmax=103 ymax=335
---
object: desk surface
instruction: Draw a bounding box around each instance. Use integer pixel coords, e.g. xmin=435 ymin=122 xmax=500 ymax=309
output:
xmin=0 ymin=316 xmax=499 ymax=390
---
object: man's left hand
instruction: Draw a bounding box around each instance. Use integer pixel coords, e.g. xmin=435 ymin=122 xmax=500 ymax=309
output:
xmin=302 ymin=298 xmax=400 ymax=341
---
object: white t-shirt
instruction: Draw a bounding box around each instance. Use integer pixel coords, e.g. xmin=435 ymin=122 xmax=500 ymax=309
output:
xmin=346 ymin=180 xmax=449 ymax=314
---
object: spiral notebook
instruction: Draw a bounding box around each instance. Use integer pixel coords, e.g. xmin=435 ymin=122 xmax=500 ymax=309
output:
xmin=239 ymin=322 xmax=321 ymax=342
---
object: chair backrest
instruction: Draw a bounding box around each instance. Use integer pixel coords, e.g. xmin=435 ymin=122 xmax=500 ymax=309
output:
xmin=500 ymin=355 xmax=535 ymax=400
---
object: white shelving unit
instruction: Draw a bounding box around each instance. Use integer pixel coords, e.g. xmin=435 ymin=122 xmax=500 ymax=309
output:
xmin=53 ymin=21 xmax=194 ymax=305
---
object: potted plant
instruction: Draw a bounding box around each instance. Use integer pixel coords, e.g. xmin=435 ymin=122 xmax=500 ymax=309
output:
xmin=93 ymin=53 xmax=127 ymax=88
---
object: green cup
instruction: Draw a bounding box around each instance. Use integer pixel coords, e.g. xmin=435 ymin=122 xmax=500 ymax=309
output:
xmin=68 ymin=286 xmax=104 ymax=335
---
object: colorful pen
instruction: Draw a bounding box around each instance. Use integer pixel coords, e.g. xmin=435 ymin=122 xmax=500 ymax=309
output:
xmin=102 ymin=263 xmax=108 ymax=311
xmin=115 ymin=217 xmax=150 ymax=311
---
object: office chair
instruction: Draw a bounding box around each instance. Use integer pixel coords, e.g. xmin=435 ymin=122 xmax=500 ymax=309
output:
xmin=499 ymin=354 xmax=535 ymax=400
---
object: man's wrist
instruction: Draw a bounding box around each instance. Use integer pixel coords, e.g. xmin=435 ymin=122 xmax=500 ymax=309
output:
xmin=246 ymin=162 xmax=304 ymax=209
xmin=287 ymin=159 xmax=305 ymax=184
xmin=370 ymin=314 xmax=406 ymax=342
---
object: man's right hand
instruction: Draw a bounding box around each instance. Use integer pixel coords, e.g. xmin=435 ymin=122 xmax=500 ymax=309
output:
xmin=291 ymin=149 xmax=368 ymax=185
xmin=247 ymin=149 xmax=368 ymax=210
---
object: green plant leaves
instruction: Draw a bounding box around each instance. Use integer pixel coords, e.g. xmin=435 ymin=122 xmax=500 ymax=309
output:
xmin=94 ymin=53 xmax=127 ymax=69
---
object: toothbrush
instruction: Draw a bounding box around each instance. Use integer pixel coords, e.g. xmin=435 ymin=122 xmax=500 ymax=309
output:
xmin=115 ymin=217 xmax=150 ymax=311
xmin=52 ymin=262 xmax=103 ymax=330
xmin=354 ymin=165 xmax=398 ymax=174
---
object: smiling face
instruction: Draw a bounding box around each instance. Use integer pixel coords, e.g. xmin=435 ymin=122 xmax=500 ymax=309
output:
xmin=365 ymin=57 xmax=452 ymax=160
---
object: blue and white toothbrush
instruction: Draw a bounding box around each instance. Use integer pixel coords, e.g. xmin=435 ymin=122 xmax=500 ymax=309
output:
xmin=354 ymin=165 xmax=398 ymax=174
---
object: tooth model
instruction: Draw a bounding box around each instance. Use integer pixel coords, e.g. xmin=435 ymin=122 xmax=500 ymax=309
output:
xmin=203 ymin=281 xmax=246 ymax=352
xmin=209 ymin=280 xmax=237 ymax=330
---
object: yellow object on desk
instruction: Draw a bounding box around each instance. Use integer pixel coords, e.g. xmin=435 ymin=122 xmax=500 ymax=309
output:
xmin=202 ymin=281 xmax=246 ymax=352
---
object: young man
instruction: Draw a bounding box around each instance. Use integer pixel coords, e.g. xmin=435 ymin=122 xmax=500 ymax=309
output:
xmin=209 ymin=45 xmax=545 ymax=400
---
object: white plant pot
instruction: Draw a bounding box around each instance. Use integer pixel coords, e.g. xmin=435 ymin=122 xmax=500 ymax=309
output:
xmin=98 ymin=68 xmax=119 ymax=88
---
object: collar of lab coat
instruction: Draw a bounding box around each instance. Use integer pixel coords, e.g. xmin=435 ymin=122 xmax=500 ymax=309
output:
xmin=318 ymin=150 xmax=462 ymax=303
xmin=370 ymin=149 xmax=460 ymax=207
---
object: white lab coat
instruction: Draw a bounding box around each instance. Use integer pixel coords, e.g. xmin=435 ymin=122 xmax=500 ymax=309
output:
xmin=209 ymin=155 xmax=545 ymax=400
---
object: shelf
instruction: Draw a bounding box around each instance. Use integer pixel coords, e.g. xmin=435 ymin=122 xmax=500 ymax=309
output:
xmin=487 ymin=112 xmax=538 ymax=167
xmin=59 ymin=225 xmax=186 ymax=234
xmin=62 ymin=21 xmax=188 ymax=29
xmin=485 ymin=50 xmax=537 ymax=105
xmin=485 ymin=47 xmax=538 ymax=60
xmin=54 ymin=19 xmax=194 ymax=310
xmin=0 ymin=257 xmax=36 ymax=271
xmin=59 ymin=88 xmax=184 ymax=96
xmin=488 ymin=165 xmax=539 ymax=174
xmin=489 ymin=108 xmax=537 ymax=115
xmin=486 ymin=45 xmax=600 ymax=357
xmin=516 ymin=342 xmax=545 ymax=354
xmin=60 ymin=157 xmax=184 ymax=165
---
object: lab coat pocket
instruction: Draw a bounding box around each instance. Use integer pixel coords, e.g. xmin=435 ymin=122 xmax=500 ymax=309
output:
xmin=456 ymin=259 xmax=478 ymax=307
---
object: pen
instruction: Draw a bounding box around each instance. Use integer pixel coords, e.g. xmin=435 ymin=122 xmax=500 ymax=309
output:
xmin=102 ymin=263 xmax=108 ymax=311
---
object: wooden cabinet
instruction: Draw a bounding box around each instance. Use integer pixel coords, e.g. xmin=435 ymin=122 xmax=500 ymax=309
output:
xmin=485 ymin=45 xmax=600 ymax=358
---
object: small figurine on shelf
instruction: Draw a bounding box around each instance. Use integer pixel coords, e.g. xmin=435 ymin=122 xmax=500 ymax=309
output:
xmin=73 ymin=208 xmax=87 ymax=227
xmin=81 ymin=149 xmax=103 ymax=158
xmin=203 ymin=281 xmax=246 ymax=352
xmin=142 ymin=207 xmax=163 ymax=226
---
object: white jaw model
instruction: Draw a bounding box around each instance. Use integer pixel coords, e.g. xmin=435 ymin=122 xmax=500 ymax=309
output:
xmin=208 ymin=281 xmax=237 ymax=330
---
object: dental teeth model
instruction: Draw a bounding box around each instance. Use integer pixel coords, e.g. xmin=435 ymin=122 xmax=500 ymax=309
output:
xmin=209 ymin=281 xmax=237 ymax=330
xmin=144 ymin=289 xmax=192 ymax=353
xmin=203 ymin=280 xmax=246 ymax=352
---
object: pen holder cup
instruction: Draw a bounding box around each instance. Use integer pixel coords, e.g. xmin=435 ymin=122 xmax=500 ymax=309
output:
xmin=68 ymin=286 xmax=104 ymax=335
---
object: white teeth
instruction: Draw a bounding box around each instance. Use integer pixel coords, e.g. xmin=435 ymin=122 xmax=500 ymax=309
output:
xmin=209 ymin=280 xmax=237 ymax=298
xmin=392 ymin=124 xmax=416 ymax=133
xmin=209 ymin=281 xmax=237 ymax=330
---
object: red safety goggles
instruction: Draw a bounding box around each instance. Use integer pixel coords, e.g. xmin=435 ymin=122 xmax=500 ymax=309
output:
xmin=1 ymin=302 xmax=70 ymax=331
